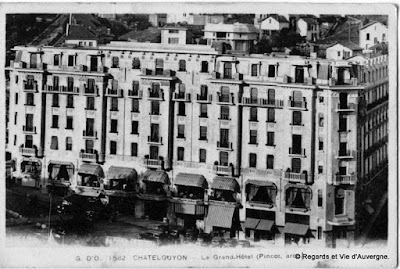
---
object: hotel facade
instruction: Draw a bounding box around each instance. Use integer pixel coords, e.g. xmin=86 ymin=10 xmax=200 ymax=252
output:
xmin=6 ymin=39 xmax=388 ymax=248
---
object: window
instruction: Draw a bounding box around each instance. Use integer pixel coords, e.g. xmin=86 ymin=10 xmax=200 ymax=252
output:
xmin=168 ymin=38 xmax=179 ymax=44
xmin=267 ymin=132 xmax=275 ymax=146
xmin=220 ymin=106 xmax=229 ymax=120
xmin=291 ymin=158 xmax=301 ymax=173
xmin=250 ymin=130 xmax=257 ymax=144
xmin=14 ymin=135 xmax=17 ymax=146
xmin=85 ymin=140 xmax=94 ymax=153
xmin=151 ymin=101 xmax=160 ymax=115
xmin=112 ymin=56 xmax=119 ymax=68
xmin=169 ymin=29 xmax=179 ymax=34
xmin=15 ymin=75 xmax=18 ymax=84
xmin=52 ymin=115 xmax=59 ymax=128
xmin=319 ymin=96 xmax=324 ymax=103
xmin=201 ymin=61 xmax=208 ymax=72
xmin=89 ymin=42 xmax=93 ymax=47
xmin=319 ymin=140 xmax=324 ymax=151
xmin=199 ymin=126 xmax=207 ymax=140
xmin=318 ymin=189 xmax=323 ymax=207
xmin=249 ymin=153 xmax=257 ymax=168
xmin=111 ymin=97 xmax=118 ymax=111
xmin=177 ymin=124 xmax=185 ymax=138
xmin=14 ymin=112 xmax=17 ymax=125
xmin=131 ymin=143 xmax=138 ymax=156
xmin=132 ymin=57 xmax=140 ymax=69
xmin=200 ymin=85 xmax=208 ymax=98
xmin=337 ymin=51 xmax=341 ymax=57
xmin=318 ymin=165 xmax=323 ymax=174
xmin=200 ymin=104 xmax=208 ymax=117
xmin=66 ymin=137 xmax=72 ymax=151
xmin=150 ymin=83 xmax=161 ymax=98
xmin=319 ymin=114 xmax=324 ymax=127
xmin=292 ymin=111 xmax=302 ymax=125
xmin=25 ymin=114 xmax=33 ymax=131
xmin=68 ymin=55 xmax=74 ymax=66
xmin=15 ymin=93 xmax=18 ymax=104
xmin=132 ymin=80 xmax=140 ymax=94
xmin=250 ymin=88 xmax=258 ymax=103
xmin=339 ymin=114 xmax=347 ymax=132
xmin=67 ymin=95 xmax=74 ymax=108
xmin=179 ymin=60 xmax=186 ymax=72
xmin=267 ymin=108 xmax=275 ymax=122
xmin=267 ymin=155 xmax=274 ymax=169
xmin=366 ymin=33 xmax=370 ymax=40
xmin=251 ymin=64 xmax=258 ymax=76
xmin=268 ymin=88 xmax=275 ymax=103
xmin=178 ymin=102 xmax=185 ymax=116
xmin=220 ymin=86 xmax=230 ymax=102
xmin=131 ymin=121 xmax=139 ymax=134
xmin=250 ymin=107 xmax=258 ymax=121
xmin=53 ymin=76 xmax=59 ymax=89
xmin=317 ymin=227 xmax=322 ymax=240
xmin=199 ymin=149 xmax=206 ymax=163
xmin=52 ymin=94 xmax=59 ymax=107
xmin=219 ymin=151 xmax=228 ymax=166
xmin=110 ymin=119 xmax=118 ymax=133
xmin=295 ymin=67 xmax=304 ymax=83
xmin=26 ymin=93 xmax=34 ymax=106
xmin=54 ymin=54 xmax=60 ymax=66
xmin=292 ymin=134 xmax=302 ymax=154
xmin=219 ymin=129 xmax=229 ymax=148
xmin=50 ymin=136 xmax=58 ymax=150
xmin=66 ymin=116 xmax=73 ymax=129
xmin=25 ymin=135 xmax=33 ymax=148
xmin=268 ymin=65 xmax=275 ymax=77
xmin=87 ymin=78 xmax=96 ymax=93
xmin=86 ymin=97 xmax=95 ymax=110
xmin=155 ymin=58 xmax=164 ymax=75
xmin=150 ymin=145 xmax=159 ymax=159
xmin=223 ymin=62 xmax=232 ymax=79
xmin=177 ymin=147 xmax=184 ymax=161
xmin=110 ymin=141 xmax=117 ymax=155
xmin=132 ymin=99 xmax=139 ymax=112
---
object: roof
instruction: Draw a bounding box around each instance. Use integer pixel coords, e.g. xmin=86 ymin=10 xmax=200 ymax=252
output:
xmin=211 ymin=176 xmax=240 ymax=192
xmin=162 ymin=24 xmax=188 ymax=30
xmin=244 ymin=218 xmax=260 ymax=229
xmin=298 ymin=17 xmax=319 ymax=25
xmin=256 ymin=219 xmax=275 ymax=231
xmin=142 ymin=170 xmax=169 ymax=184
xmin=78 ymin=164 xmax=104 ymax=177
xmin=369 ymin=42 xmax=388 ymax=51
xmin=174 ymin=173 xmax=208 ymax=189
xmin=107 ymin=166 xmax=137 ymax=181
xmin=246 ymin=179 xmax=276 ymax=188
xmin=118 ymin=27 xmax=161 ymax=43
xmin=66 ymin=25 xmax=98 ymax=41
xmin=205 ymin=205 xmax=235 ymax=229
xmin=204 ymin=22 xmax=257 ymax=33
xmin=265 ymin=15 xmax=288 ymax=23
xmin=326 ymin=41 xmax=362 ymax=51
xmin=283 ymin=223 xmax=310 ymax=236
xmin=361 ymin=21 xmax=387 ymax=30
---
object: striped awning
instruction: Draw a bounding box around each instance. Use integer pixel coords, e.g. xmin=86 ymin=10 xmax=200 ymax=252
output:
xmin=244 ymin=218 xmax=260 ymax=229
xmin=142 ymin=170 xmax=169 ymax=184
xmin=78 ymin=164 xmax=104 ymax=177
xmin=211 ymin=176 xmax=240 ymax=192
xmin=283 ymin=223 xmax=310 ymax=236
xmin=205 ymin=205 xmax=235 ymax=229
xmin=174 ymin=173 xmax=208 ymax=189
xmin=256 ymin=219 xmax=275 ymax=231
xmin=107 ymin=166 xmax=137 ymax=181
xmin=246 ymin=179 xmax=276 ymax=188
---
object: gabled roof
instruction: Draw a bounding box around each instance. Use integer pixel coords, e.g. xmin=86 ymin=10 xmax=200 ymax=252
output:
xmin=298 ymin=17 xmax=319 ymax=25
xmin=204 ymin=22 xmax=257 ymax=33
xmin=326 ymin=41 xmax=362 ymax=51
xmin=360 ymin=21 xmax=387 ymax=30
xmin=265 ymin=14 xmax=288 ymax=23
xmin=66 ymin=25 xmax=98 ymax=40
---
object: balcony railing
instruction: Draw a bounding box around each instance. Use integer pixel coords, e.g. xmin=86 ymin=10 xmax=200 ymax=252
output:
xmin=128 ymin=89 xmax=143 ymax=98
xmin=19 ymin=146 xmax=37 ymax=157
xmin=147 ymin=89 xmax=164 ymax=100
xmin=172 ymin=92 xmax=191 ymax=102
xmin=141 ymin=68 xmax=174 ymax=77
xmin=83 ymin=130 xmax=98 ymax=139
xmin=283 ymin=172 xmax=307 ymax=183
xmin=217 ymin=141 xmax=233 ymax=150
xmin=288 ymin=97 xmax=307 ymax=110
xmin=147 ymin=136 xmax=163 ymax=145
xmin=23 ymin=81 xmax=37 ymax=92
xmin=327 ymin=215 xmax=355 ymax=226
xmin=44 ymin=85 xmax=61 ymax=93
xmin=106 ymin=88 xmax=123 ymax=97
xmin=216 ymin=93 xmax=234 ymax=105
xmin=143 ymin=158 xmax=163 ymax=169
xmin=212 ymin=165 xmax=233 ymax=176
xmin=83 ymin=85 xmax=99 ymax=96
xmin=333 ymin=174 xmax=357 ymax=185
xmin=61 ymin=86 xmax=80 ymax=94
xmin=79 ymin=151 xmax=97 ymax=162
xmin=240 ymin=97 xmax=284 ymax=108
xmin=335 ymin=150 xmax=354 ymax=159
xmin=335 ymin=103 xmax=356 ymax=112
xmin=196 ymin=94 xmax=212 ymax=103
xmin=23 ymin=126 xmax=36 ymax=134
xmin=289 ymin=148 xmax=306 ymax=157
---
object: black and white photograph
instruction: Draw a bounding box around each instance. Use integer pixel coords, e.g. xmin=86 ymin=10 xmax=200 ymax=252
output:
xmin=1 ymin=2 xmax=397 ymax=268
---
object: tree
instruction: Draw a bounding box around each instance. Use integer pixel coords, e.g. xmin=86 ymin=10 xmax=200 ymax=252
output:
xmin=275 ymin=28 xmax=304 ymax=48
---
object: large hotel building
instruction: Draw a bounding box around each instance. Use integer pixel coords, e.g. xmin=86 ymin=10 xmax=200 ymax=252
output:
xmin=5 ymin=25 xmax=388 ymax=248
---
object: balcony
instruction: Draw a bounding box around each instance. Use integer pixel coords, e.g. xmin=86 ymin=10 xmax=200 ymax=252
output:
xmin=212 ymin=165 xmax=233 ymax=176
xmin=143 ymin=158 xmax=163 ymax=169
xmin=23 ymin=81 xmax=38 ymax=92
xmin=217 ymin=141 xmax=233 ymax=151
xmin=147 ymin=89 xmax=164 ymax=101
xmin=335 ymin=150 xmax=354 ymax=159
xmin=240 ymin=97 xmax=284 ymax=108
xmin=283 ymin=172 xmax=307 ymax=184
xmin=23 ymin=125 xmax=36 ymax=134
xmin=216 ymin=93 xmax=234 ymax=105
xmin=140 ymin=68 xmax=175 ymax=80
xmin=79 ymin=151 xmax=97 ymax=162
xmin=196 ymin=94 xmax=212 ymax=103
xmin=333 ymin=174 xmax=357 ymax=185
xmin=288 ymin=97 xmax=307 ymax=110
xmin=335 ymin=103 xmax=356 ymax=112
xmin=147 ymin=136 xmax=163 ymax=145
xmin=19 ymin=146 xmax=37 ymax=157
xmin=61 ymin=86 xmax=80 ymax=95
xmin=83 ymin=130 xmax=98 ymax=139
xmin=105 ymin=88 xmax=123 ymax=97
xmin=43 ymin=85 xmax=61 ymax=93
xmin=172 ymin=92 xmax=191 ymax=102
xmin=210 ymin=71 xmax=243 ymax=82
xmin=128 ymin=90 xmax=143 ymax=99
xmin=329 ymin=77 xmax=358 ymax=87
xmin=83 ymin=85 xmax=99 ymax=96
xmin=289 ymin=148 xmax=306 ymax=158
xmin=327 ymin=215 xmax=355 ymax=226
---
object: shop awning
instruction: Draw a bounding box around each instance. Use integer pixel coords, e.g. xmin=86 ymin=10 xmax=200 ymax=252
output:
xmin=244 ymin=218 xmax=260 ymax=229
xmin=174 ymin=173 xmax=208 ymax=189
xmin=78 ymin=164 xmax=104 ymax=178
xmin=142 ymin=170 xmax=169 ymax=184
xmin=107 ymin=166 xmax=137 ymax=181
xmin=256 ymin=219 xmax=275 ymax=231
xmin=246 ymin=179 xmax=276 ymax=188
xmin=283 ymin=223 xmax=310 ymax=236
xmin=211 ymin=176 xmax=240 ymax=192
xmin=206 ymin=205 xmax=235 ymax=229
xmin=48 ymin=161 xmax=74 ymax=167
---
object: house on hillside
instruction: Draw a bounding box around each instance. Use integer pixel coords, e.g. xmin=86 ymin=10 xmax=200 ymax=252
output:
xmin=359 ymin=21 xmax=388 ymax=50
xmin=161 ymin=25 xmax=188 ymax=45
xmin=148 ymin=14 xmax=167 ymax=27
xmin=297 ymin=16 xmax=320 ymax=41
xmin=260 ymin=15 xmax=289 ymax=39
xmin=326 ymin=42 xmax=363 ymax=60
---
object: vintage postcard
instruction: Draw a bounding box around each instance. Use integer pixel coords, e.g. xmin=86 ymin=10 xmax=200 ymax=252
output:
xmin=0 ymin=1 xmax=397 ymax=268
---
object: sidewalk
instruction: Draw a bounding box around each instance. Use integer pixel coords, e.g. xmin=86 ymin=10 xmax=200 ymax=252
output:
xmin=117 ymin=215 xmax=165 ymax=230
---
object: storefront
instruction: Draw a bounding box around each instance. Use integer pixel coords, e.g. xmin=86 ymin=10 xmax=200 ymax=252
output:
xmin=47 ymin=161 xmax=74 ymax=196
xmin=19 ymin=158 xmax=42 ymax=188
xmin=76 ymin=163 xmax=104 ymax=197
xmin=283 ymin=222 xmax=314 ymax=245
